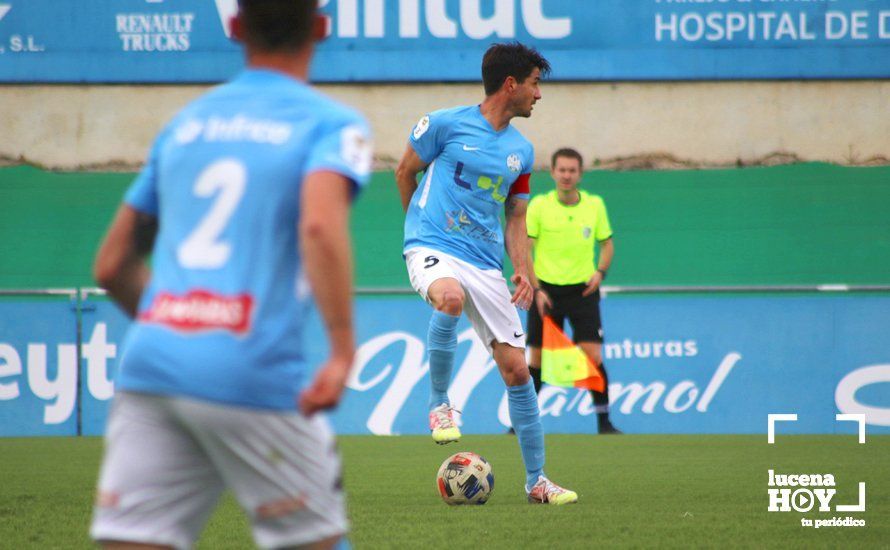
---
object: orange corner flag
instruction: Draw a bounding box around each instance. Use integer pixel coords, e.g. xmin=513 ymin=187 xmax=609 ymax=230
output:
xmin=540 ymin=316 xmax=605 ymax=392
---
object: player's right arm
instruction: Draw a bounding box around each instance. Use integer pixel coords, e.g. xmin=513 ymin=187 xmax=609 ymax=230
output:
xmin=396 ymin=111 xmax=448 ymax=212
xmin=298 ymin=171 xmax=356 ymax=416
xmin=93 ymin=206 xmax=157 ymax=317
xmin=527 ymin=236 xmax=552 ymax=316
xmin=525 ymin=197 xmax=552 ymax=316
xmin=395 ymin=145 xmax=428 ymax=212
xmin=298 ymin=114 xmax=372 ymax=416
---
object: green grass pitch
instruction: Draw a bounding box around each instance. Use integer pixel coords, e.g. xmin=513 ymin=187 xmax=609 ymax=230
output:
xmin=1 ymin=435 xmax=887 ymax=548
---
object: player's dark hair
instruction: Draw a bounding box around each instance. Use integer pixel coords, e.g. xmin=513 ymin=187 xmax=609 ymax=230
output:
xmin=481 ymin=42 xmax=551 ymax=96
xmin=237 ymin=0 xmax=317 ymax=52
xmin=551 ymin=148 xmax=583 ymax=169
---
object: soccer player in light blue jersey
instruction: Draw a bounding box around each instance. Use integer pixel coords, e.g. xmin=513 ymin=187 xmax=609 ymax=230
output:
xmin=396 ymin=43 xmax=578 ymax=505
xmin=90 ymin=1 xmax=372 ymax=548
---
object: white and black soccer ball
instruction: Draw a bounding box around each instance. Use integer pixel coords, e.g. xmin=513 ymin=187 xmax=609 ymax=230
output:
xmin=436 ymin=452 xmax=494 ymax=505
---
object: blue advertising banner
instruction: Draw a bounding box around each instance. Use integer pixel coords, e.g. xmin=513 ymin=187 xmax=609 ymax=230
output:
xmin=0 ymin=299 xmax=79 ymax=436
xmin=78 ymin=301 xmax=131 ymax=436
xmin=0 ymin=0 xmax=888 ymax=83
xmin=311 ymin=295 xmax=890 ymax=436
xmin=2 ymin=294 xmax=889 ymax=437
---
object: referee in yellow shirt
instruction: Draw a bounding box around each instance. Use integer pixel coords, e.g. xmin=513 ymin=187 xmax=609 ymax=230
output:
xmin=527 ymin=147 xmax=620 ymax=434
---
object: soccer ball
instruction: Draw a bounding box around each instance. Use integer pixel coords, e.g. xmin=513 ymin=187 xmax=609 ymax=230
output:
xmin=436 ymin=452 xmax=494 ymax=505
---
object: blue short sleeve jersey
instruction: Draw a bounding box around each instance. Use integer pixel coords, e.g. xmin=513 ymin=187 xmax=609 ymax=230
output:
xmin=118 ymin=69 xmax=372 ymax=410
xmin=403 ymin=105 xmax=533 ymax=270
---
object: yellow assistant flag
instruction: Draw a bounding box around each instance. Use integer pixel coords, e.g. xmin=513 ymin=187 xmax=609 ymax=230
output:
xmin=541 ymin=316 xmax=605 ymax=392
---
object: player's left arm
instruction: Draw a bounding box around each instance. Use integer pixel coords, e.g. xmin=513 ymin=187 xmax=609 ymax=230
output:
xmin=505 ymin=194 xmax=534 ymax=310
xmin=93 ymin=206 xmax=157 ymax=317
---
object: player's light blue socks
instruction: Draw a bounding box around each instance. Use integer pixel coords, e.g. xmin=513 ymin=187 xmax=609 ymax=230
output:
xmin=508 ymin=379 xmax=546 ymax=489
xmin=427 ymin=310 xmax=460 ymax=411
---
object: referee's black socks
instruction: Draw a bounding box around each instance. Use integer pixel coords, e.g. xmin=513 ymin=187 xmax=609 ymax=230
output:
xmin=592 ymin=365 xmax=620 ymax=434
xmin=529 ymin=365 xmax=543 ymax=393
xmin=530 ymin=362 xmax=620 ymax=434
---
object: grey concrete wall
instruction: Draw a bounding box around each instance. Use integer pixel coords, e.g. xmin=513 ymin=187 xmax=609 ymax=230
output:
xmin=1 ymin=81 xmax=888 ymax=170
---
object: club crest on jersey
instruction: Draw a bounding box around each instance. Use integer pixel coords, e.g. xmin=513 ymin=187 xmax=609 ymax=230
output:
xmin=413 ymin=115 xmax=430 ymax=140
xmin=341 ymin=124 xmax=373 ymax=176
xmin=139 ymin=290 xmax=254 ymax=335
xmin=583 ymin=226 xmax=592 ymax=239
xmin=506 ymin=153 xmax=521 ymax=173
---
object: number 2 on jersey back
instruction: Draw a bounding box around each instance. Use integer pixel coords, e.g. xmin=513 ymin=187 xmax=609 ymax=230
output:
xmin=177 ymin=159 xmax=246 ymax=269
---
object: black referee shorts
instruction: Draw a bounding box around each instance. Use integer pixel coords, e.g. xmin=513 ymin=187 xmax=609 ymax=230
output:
xmin=527 ymin=281 xmax=603 ymax=347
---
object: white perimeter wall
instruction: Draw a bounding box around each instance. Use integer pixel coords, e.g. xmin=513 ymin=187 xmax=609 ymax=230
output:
xmin=1 ymin=81 xmax=888 ymax=170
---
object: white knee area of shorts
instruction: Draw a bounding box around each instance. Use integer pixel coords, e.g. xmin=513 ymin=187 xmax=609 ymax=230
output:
xmin=252 ymin=517 xmax=347 ymax=550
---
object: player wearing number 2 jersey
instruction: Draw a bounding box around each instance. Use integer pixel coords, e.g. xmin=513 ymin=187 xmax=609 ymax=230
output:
xmin=90 ymin=2 xmax=371 ymax=548
xmin=110 ymin=71 xmax=370 ymax=410
xmin=396 ymin=43 xmax=577 ymax=505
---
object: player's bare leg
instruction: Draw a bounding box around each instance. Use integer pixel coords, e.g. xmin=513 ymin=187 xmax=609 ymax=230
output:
xmin=426 ymin=278 xmax=464 ymax=444
xmin=492 ymin=342 xmax=577 ymax=504
xmin=492 ymin=342 xmax=530 ymax=386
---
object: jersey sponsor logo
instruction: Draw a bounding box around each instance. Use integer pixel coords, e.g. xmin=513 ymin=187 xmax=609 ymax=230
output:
xmin=506 ymin=153 xmax=521 ymax=173
xmin=452 ymin=162 xmax=507 ymax=203
xmin=462 ymin=144 xmax=481 ymax=151
xmin=445 ymin=209 xmax=472 ymax=233
xmin=174 ymin=118 xmax=204 ymax=144
xmin=445 ymin=209 xmax=499 ymax=243
xmin=139 ymin=290 xmax=254 ymax=335
xmin=172 ymin=116 xmax=292 ymax=145
xmin=205 ymin=115 xmax=292 ymax=144
xmin=412 ymin=115 xmax=430 ymax=140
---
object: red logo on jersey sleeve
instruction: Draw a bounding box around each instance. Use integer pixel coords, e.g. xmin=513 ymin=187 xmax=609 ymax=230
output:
xmin=139 ymin=290 xmax=254 ymax=335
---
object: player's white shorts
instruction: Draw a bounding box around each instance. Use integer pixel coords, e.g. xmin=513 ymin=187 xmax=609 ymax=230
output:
xmin=405 ymin=246 xmax=525 ymax=352
xmin=90 ymin=391 xmax=346 ymax=550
